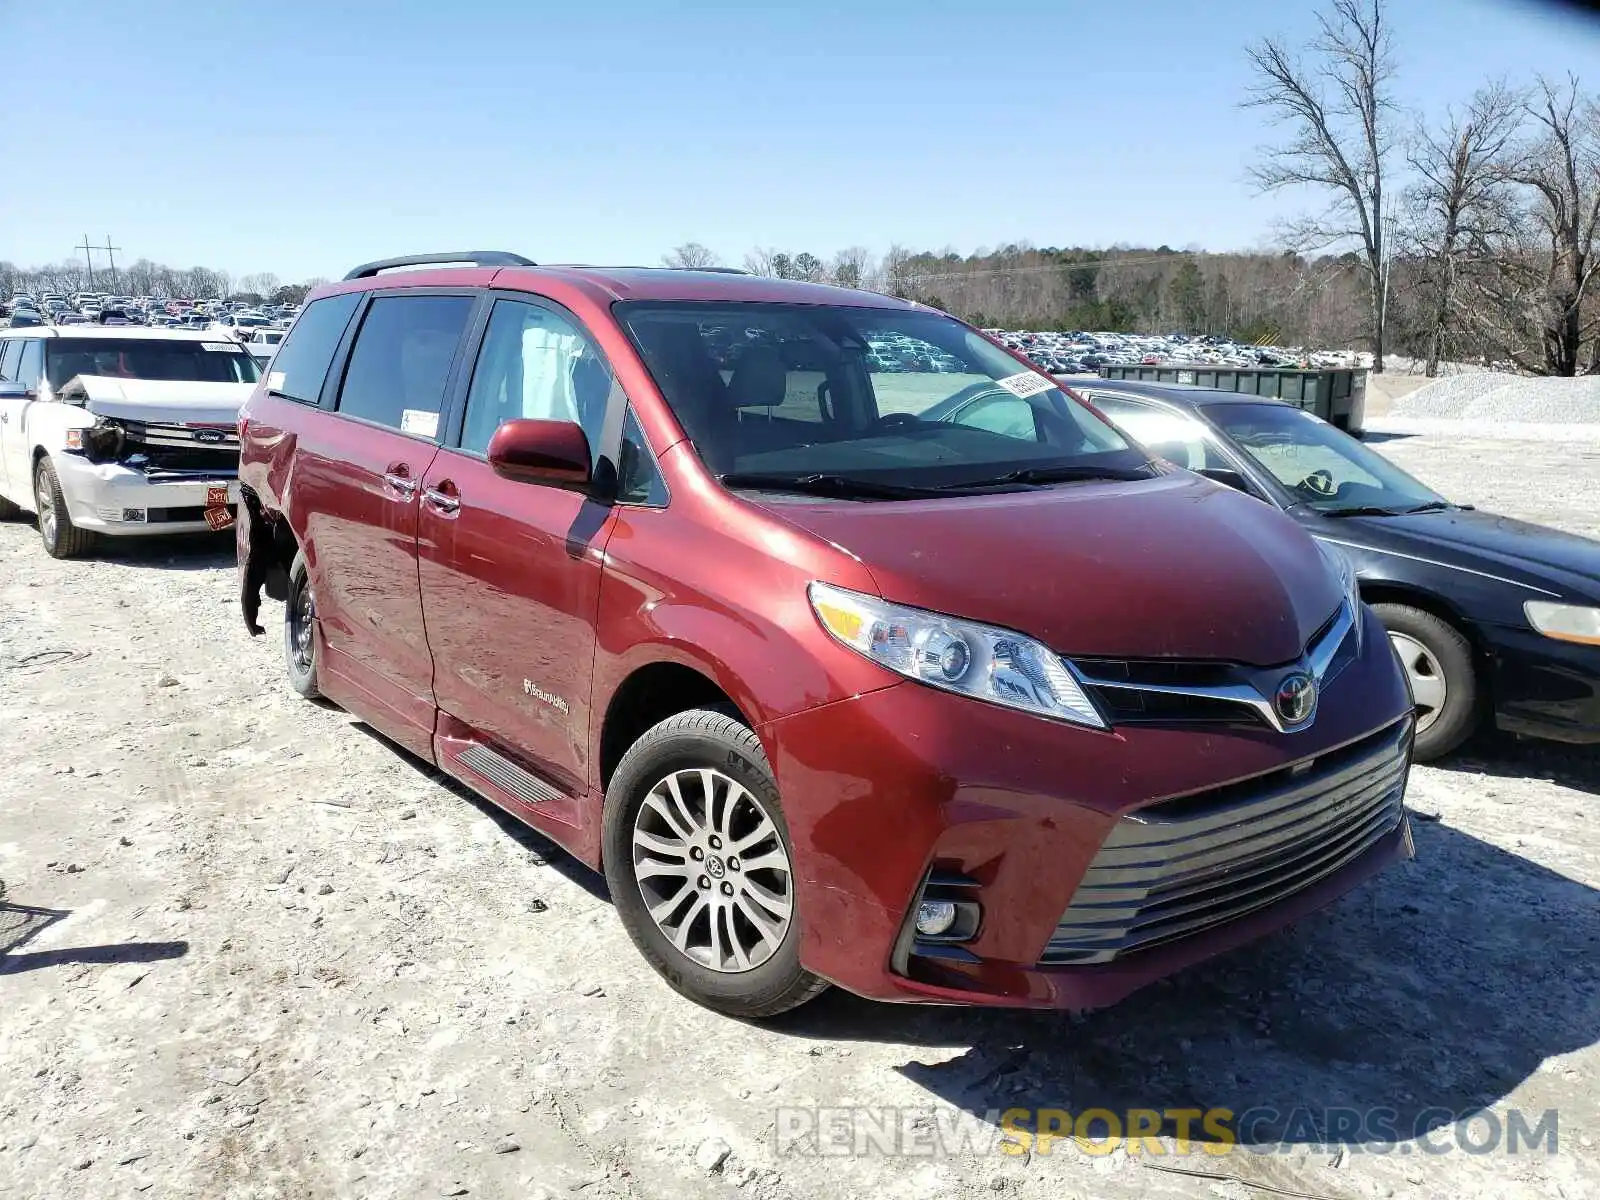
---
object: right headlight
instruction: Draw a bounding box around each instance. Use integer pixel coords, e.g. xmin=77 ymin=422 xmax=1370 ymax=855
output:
xmin=807 ymin=581 xmax=1106 ymax=729
xmin=1524 ymin=601 xmax=1600 ymax=646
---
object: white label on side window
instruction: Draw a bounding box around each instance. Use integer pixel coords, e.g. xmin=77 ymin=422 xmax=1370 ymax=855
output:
xmin=994 ymin=371 xmax=1055 ymax=399
xmin=267 ymin=371 xmax=286 ymax=390
xmin=401 ymin=409 xmax=440 ymax=438
xmin=201 ymin=341 xmax=236 ymax=352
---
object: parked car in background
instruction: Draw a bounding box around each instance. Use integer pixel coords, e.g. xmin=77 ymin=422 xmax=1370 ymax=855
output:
xmin=1068 ymin=377 xmax=1600 ymax=759
xmin=242 ymin=327 xmax=285 ymax=364
xmin=0 ymin=327 xmax=260 ymax=556
xmin=237 ymin=252 xmax=1415 ymax=1019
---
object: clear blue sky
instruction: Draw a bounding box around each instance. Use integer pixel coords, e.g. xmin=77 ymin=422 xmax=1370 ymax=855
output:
xmin=1 ymin=0 xmax=1595 ymax=281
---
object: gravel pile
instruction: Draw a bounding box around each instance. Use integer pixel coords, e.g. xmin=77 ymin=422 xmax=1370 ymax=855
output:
xmin=1394 ymin=372 xmax=1600 ymax=422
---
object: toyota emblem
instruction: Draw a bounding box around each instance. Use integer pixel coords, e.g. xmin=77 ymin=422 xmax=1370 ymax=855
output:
xmin=1274 ymin=672 xmax=1317 ymax=726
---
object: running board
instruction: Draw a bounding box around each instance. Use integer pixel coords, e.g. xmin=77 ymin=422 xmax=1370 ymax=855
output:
xmin=456 ymin=743 xmax=563 ymax=808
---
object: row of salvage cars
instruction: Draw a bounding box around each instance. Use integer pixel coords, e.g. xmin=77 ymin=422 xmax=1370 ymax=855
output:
xmin=3 ymin=264 xmax=1598 ymax=1019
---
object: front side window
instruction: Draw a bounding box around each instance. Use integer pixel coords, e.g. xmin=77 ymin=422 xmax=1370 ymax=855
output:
xmin=0 ymin=339 xmax=21 ymax=381
xmin=459 ymin=299 xmax=613 ymax=461
xmin=336 ymin=295 xmax=475 ymax=435
xmin=618 ymin=302 xmax=1145 ymax=491
xmin=16 ymin=338 xmax=43 ymax=389
xmin=618 ymin=406 xmax=667 ymax=505
xmin=1203 ymin=402 xmax=1445 ymax=513
xmin=269 ymin=293 xmax=361 ymax=404
xmin=1086 ymin=394 xmax=1233 ymax=473
xmin=44 ymin=338 xmax=261 ymax=390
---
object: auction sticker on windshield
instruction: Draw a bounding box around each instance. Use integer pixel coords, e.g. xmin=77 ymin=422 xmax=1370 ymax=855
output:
xmin=994 ymin=371 xmax=1055 ymax=399
xmin=201 ymin=342 xmax=238 ymax=352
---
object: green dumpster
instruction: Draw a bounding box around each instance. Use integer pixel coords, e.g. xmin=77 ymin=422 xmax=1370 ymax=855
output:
xmin=1098 ymin=364 xmax=1367 ymax=433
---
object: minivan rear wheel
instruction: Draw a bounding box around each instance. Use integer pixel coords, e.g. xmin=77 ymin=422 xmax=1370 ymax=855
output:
xmin=284 ymin=549 xmax=321 ymax=699
xmin=1373 ymin=602 xmax=1478 ymax=761
xmin=603 ymin=708 xmax=827 ymax=1018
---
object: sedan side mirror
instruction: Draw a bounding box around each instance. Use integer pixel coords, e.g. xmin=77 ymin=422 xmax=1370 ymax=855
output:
xmin=487 ymin=418 xmax=593 ymax=489
xmin=1198 ymin=467 xmax=1252 ymax=494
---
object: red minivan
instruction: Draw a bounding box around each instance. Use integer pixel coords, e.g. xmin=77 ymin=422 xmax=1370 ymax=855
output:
xmin=237 ymin=252 xmax=1415 ymax=1018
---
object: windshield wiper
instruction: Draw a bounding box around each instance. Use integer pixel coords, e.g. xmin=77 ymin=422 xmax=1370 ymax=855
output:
xmin=951 ymin=464 xmax=1154 ymax=488
xmin=1320 ymin=500 xmax=1457 ymax=518
xmin=717 ymin=472 xmax=950 ymax=500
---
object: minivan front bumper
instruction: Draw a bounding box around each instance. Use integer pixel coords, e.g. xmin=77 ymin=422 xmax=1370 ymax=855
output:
xmin=761 ymin=602 xmax=1415 ymax=1008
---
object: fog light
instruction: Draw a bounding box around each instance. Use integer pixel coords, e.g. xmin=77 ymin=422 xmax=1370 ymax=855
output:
xmin=915 ymin=900 xmax=957 ymax=937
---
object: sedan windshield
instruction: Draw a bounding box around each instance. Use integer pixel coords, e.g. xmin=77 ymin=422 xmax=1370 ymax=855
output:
xmin=617 ymin=302 xmax=1148 ymax=494
xmin=1202 ymin=402 xmax=1446 ymax=514
xmin=45 ymin=338 xmax=261 ymax=389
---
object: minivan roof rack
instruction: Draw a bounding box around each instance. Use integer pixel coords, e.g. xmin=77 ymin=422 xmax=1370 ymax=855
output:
xmin=342 ymin=251 xmax=537 ymax=281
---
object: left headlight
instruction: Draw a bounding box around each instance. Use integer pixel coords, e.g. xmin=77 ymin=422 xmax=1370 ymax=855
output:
xmin=1524 ymin=601 xmax=1600 ymax=646
xmin=807 ymin=581 xmax=1107 ymax=729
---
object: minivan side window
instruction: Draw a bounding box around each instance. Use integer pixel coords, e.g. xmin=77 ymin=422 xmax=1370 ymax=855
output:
xmin=336 ymin=295 xmax=475 ymax=436
xmin=16 ymin=338 xmax=43 ymax=389
xmin=268 ymin=292 xmax=361 ymax=405
xmin=618 ymin=406 xmax=667 ymax=506
xmin=459 ymin=299 xmax=613 ymax=465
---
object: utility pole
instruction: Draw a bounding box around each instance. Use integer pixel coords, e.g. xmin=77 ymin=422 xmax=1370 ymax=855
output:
xmin=76 ymin=235 xmax=98 ymax=290
xmin=102 ymin=236 xmax=122 ymax=291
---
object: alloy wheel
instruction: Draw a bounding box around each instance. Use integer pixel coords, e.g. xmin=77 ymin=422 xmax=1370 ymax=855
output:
xmin=1389 ymin=631 xmax=1447 ymax=733
xmin=630 ymin=767 xmax=793 ymax=973
xmin=34 ymin=463 xmax=55 ymax=546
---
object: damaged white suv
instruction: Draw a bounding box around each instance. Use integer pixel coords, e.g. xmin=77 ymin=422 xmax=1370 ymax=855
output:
xmin=0 ymin=327 xmax=260 ymax=557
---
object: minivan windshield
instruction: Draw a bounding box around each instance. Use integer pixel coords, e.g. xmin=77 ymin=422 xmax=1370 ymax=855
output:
xmin=45 ymin=338 xmax=261 ymax=389
xmin=1203 ymin=402 xmax=1448 ymax=515
xmin=618 ymin=302 xmax=1150 ymax=494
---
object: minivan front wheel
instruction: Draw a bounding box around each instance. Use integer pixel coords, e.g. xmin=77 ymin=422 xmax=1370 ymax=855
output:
xmin=603 ymin=708 xmax=827 ymax=1018
xmin=1373 ymin=602 xmax=1478 ymax=761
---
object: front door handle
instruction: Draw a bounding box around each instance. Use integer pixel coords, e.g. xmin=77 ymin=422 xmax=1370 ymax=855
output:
xmin=383 ymin=472 xmax=418 ymax=497
xmin=423 ymin=486 xmax=460 ymax=514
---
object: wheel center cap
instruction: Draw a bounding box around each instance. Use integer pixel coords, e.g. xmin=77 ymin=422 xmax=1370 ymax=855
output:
xmin=705 ymin=854 xmax=726 ymax=879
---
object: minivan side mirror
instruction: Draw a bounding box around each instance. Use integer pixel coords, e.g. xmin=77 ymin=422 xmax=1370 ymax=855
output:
xmin=1198 ymin=467 xmax=1252 ymax=494
xmin=487 ymin=418 xmax=593 ymax=489
xmin=0 ymin=381 xmax=36 ymax=401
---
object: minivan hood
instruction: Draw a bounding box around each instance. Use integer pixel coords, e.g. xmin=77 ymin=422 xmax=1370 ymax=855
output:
xmin=759 ymin=473 xmax=1342 ymax=666
xmin=59 ymin=375 xmax=253 ymax=425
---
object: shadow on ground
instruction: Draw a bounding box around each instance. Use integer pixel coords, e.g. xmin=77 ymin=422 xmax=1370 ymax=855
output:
xmin=1 ymin=897 xmax=189 ymax=975
xmin=1439 ymin=732 xmax=1600 ymax=798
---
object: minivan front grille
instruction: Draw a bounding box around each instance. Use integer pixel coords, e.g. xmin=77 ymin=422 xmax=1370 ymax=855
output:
xmin=1039 ymin=718 xmax=1411 ymax=966
xmin=1072 ymin=600 xmax=1358 ymax=730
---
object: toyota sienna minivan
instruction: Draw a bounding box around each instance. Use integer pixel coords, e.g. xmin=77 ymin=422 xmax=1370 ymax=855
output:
xmin=237 ymin=253 xmax=1415 ymax=1017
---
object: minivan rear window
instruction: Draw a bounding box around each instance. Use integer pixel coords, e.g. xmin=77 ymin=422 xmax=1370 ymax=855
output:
xmin=267 ymin=293 xmax=360 ymax=404
xmin=45 ymin=338 xmax=261 ymax=389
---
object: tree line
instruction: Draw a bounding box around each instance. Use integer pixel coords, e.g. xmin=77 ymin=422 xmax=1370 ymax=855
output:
xmin=0 ymin=259 xmax=323 ymax=308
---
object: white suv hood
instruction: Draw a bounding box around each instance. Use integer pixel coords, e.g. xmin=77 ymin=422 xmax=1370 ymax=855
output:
xmin=60 ymin=375 xmax=253 ymax=425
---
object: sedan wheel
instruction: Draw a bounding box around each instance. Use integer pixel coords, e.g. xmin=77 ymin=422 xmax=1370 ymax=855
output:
xmin=1388 ymin=631 xmax=1447 ymax=734
xmin=631 ymin=767 xmax=794 ymax=973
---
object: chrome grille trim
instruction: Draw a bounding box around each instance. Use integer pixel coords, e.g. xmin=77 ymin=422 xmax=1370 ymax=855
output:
xmin=1072 ymin=599 xmax=1359 ymax=732
xmin=119 ymin=419 xmax=240 ymax=449
xmin=1040 ymin=720 xmax=1410 ymax=966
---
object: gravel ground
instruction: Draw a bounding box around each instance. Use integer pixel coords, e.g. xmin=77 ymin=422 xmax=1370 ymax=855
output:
xmin=1391 ymin=373 xmax=1600 ymax=423
xmin=3 ymin=426 xmax=1599 ymax=1200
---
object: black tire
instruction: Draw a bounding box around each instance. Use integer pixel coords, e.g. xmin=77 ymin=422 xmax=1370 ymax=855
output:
xmin=33 ymin=455 xmax=96 ymax=559
xmin=1373 ymin=602 xmax=1478 ymax=762
xmin=603 ymin=707 xmax=827 ymax=1019
xmin=283 ymin=549 xmax=321 ymax=699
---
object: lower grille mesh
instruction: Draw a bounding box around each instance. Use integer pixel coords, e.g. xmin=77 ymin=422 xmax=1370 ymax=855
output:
xmin=1040 ymin=720 xmax=1410 ymax=965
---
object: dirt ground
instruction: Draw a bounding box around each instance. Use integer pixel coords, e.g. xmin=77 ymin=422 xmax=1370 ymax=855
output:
xmin=3 ymin=426 xmax=1598 ymax=1200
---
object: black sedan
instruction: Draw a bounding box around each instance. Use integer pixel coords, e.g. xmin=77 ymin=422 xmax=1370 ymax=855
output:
xmin=929 ymin=376 xmax=1600 ymax=761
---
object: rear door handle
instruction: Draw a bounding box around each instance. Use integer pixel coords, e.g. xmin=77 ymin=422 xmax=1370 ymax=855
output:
xmin=423 ymin=486 xmax=460 ymax=514
xmin=384 ymin=472 xmax=418 ymax=497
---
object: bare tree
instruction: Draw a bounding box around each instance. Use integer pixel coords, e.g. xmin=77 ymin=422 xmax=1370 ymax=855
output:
xmin=1244 ymin=0 xmax=1396 ymax=370
xmin=829 ymin=246 xmax=875 ymax=290
xmin=662 ymin=242 xmax=722 ymax=269
xmin=742 ymin=246 xmax=781 ymax=277
xmin=1403 ymin=81 xmax=1525 ymax=375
